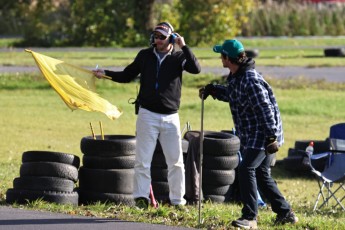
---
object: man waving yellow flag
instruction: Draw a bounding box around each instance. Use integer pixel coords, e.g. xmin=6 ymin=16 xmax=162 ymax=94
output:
xmin=26 ymin=49 xmax=122 ymax=120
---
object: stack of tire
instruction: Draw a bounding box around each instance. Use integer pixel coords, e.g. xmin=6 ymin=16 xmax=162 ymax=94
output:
xmin=78 ymin=135 xmax=135 ymax=206
xmin=283 ymin=139 xmax=329 ymax=173
xmin=150 ymin=139 xmax=189 ymax=203
xmin=151 ymin=141 xmax=169 ymax=203
xmin=202 ymin=131 xmax=240 ymax=203
xmin=6 ymin=151 xmax=79 ymax=205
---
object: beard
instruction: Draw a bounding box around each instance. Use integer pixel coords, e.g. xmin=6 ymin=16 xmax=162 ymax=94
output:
xmin=156 ymin=42 xmax=171 ymax=52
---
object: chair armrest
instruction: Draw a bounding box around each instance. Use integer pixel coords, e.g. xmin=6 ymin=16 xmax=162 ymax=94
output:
xmin=311 ymin=152 xmax=331 ymax=160
xmin=297 ymin=150 xmax=323 ymax=174
xmin=330 ymin=149 xmax=345 ymax=154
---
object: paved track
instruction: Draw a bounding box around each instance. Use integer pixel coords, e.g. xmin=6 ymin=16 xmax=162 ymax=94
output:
xmin=207 ymin=66 xmax=345 ymax=83
xmin=0 ymin=206 xmax=194 ymax=230
xmin=2 ymin=65 xmax=345 ymax=82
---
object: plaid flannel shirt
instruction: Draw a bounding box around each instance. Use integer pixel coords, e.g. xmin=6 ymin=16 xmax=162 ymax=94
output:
xmin=213 ymin=62 xmax=283 ymax=151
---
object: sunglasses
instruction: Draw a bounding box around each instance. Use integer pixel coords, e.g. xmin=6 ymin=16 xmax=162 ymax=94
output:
xmin=154 ymin=34 xmax=167 ymax=40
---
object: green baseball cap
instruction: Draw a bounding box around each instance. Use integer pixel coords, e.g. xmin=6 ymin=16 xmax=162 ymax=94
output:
xmin=213 ymin=39 xmax=245 ymax=58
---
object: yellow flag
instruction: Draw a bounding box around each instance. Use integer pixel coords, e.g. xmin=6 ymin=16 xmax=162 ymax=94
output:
xmin=26 ymin=49 xmax=122 ymax=120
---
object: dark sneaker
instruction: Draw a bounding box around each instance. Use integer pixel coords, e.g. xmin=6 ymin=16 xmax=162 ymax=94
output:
xmin=231 ymin=218 xmax=258 ymax=229
xmin=274 ymin=211 xmax=298 ymax=225
xmin=134 ymin=197 xmax=149 ymax=209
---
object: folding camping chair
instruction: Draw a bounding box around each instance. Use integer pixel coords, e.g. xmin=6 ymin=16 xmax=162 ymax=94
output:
xmin=303 ymin=123 xmax=345 ymax=211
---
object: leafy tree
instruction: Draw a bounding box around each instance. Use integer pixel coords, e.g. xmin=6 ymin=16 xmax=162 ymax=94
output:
xmin=68 ymin=0 xmax=158 ymax=47
xmin=177 ymin=0 xmax=254 ymax=46
xmin=0 ymin=1 xmax=28 ymax=35
xmin=133 ymin=0 xmax=155 ymax=34
xmin=153 ymin=0 xmax=180 ymax=31
xmin=68 ymin=0 xmax=132 ymax=46
xmin=8 ymin=0 xmax=72 ymax=47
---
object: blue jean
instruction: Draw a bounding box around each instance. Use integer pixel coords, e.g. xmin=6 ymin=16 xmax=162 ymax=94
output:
xmin=238 ymin=148 xmax=291 ymax=220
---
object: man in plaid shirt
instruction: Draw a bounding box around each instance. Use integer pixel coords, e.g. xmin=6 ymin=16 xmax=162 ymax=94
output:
xmin=199 ymin=39 xmax=298 ymax=229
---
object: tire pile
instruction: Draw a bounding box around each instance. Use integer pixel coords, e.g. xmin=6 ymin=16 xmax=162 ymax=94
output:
xmin=78 ymin=135 xmax=136 ymax=206
xmin=202 ymin=132 xmax=240 ymax=203
xmin=151 ymin=141 xmax=169 ymax=203
xmin=282 ymin=139 xmax=329 ymax=173
xmin=151 ymin=139 xmax=189 ymax=203
xmin=6 ymin=151 xmax=80 ymax=205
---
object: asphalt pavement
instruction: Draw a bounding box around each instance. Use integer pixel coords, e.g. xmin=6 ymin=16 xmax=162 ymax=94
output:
xmin=2 ymin=65 xmax=345 ymax=82
xmin=0 ymin=206 xmax=194 ymax=230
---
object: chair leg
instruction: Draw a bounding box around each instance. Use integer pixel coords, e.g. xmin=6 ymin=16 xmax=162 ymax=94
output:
xmin=319 ymin=183 xmax=345 ymax=211
xmin=331 ymin=184 xmax=345 ymax=211
xmin=313 ymin=181 xmax=326 ymax=211
xmin=339 ymin=194 xmax=345 ymax=210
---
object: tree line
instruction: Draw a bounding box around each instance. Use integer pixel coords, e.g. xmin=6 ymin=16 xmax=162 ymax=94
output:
xmin=1 ymin=0 xmax=344 ymax=47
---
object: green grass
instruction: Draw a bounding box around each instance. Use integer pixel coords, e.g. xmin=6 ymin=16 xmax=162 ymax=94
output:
xmin=1 ymin=48 xmax=344 ymax=67
xmin=1 ymin=36 xmax=344 ymax=67
xmin=0 ymin=37 xmax=21 ymax=48
xmin=1 ymin=72 xmax=345 ymax=229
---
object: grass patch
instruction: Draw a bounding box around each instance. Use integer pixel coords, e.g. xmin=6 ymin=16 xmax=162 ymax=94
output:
xmin=1 ymin=36 xmax=345 ymax=68
xmin=0 ymin=37 xmax=22 ymax=48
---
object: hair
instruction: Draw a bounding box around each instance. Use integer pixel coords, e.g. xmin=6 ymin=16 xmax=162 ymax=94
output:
xmin=222 ymin=52 xmax=247 ymax=65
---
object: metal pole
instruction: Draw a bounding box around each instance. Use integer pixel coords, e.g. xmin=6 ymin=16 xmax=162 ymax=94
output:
xmin=198 ymin=94 xmax=205 ymax=226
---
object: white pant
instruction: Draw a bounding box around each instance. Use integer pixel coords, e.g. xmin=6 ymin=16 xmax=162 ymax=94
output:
xmin=134 ymin=108 xmax=186 ymax=205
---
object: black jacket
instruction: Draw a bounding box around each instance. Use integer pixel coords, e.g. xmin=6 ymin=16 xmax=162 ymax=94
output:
xmin=104 ymin=46 xmax=201 ymax=114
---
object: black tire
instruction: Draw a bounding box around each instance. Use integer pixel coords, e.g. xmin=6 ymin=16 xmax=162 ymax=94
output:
xmin=202 ymin=184 xmax=231 ymax=196
xmin=22 ymin=151 xmax=80 ymax=168
xmin=324 ymin=48 xmax=345 ymax=57
xmin=202 ymin=169 xmax=235 ymax=186
xmin=287 ymin=148 xmax=298 ymax=157
xmin=6 ymin=188 xmax=78 ymax=205
xmin=20 ymin=162 xmax=78 ymax=182
xmin=204 ymin=194 xmax=226 ymax=203
xmin=82 ymin=155 xmax=135 ymax=169
xmin=151 ymin=151 xmax=167 ymax=168
xmin=80 ymin=135 xmax=136 ymax=157
xmin=184 ymin=130 xmax=215 ymax=141
xmin=282 ymin=156 xmax=307 ymax=172
xmin=13 ymin=176 xmax=75 ymax=192
xmin=151 ymin=181 xmax=169 ymax=196
xmin=203 ymin=132 xmax=240 ymax=156
xmin=151 ymin=167 xmax=168 ymax=182
xmin=78 ymin=167 xmax=134 ymax=194
xmin=78 ymin=189 xmax=135 ymax=206
xmin=203 ymin=154 xmax=239 ymax=170
xmin=154 ymin=194 xmax=170 ymax=204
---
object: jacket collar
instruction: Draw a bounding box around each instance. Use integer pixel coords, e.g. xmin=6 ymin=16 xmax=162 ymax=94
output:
xmin=231 ymin=58 xmax=255 ymax=78
xmin=153 ymin=45 xmax=173 ymax=63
